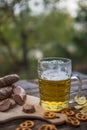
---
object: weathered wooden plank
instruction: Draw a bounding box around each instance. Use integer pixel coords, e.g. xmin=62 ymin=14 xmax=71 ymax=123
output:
xmin=0 ymin=79 xmax=87 ymax=130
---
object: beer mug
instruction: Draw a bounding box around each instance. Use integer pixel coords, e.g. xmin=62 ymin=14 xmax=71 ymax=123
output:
xmin=38 ymin=57 xmax=81 ymax=112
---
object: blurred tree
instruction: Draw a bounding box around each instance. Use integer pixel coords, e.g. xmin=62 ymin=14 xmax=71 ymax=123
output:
xmin=0 ymin=0 xmax=30 ymax=72
xmin=73 ymin=0 xmax=87 ymax=72
xmin=31 ymin=2 xmax=74 ymax=59
xmin=0 ymin=0 xmax=74 ymax=78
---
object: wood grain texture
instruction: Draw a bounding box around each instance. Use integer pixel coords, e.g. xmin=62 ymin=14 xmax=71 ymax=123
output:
xmin=0 ymin=95 xmax=67 ymax=125
xmin=0 ymin=78 xmax=87 ymax=130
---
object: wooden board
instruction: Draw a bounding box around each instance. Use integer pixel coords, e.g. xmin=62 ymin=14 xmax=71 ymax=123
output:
xmin=0 ymin=95 xmax=67 ymax=125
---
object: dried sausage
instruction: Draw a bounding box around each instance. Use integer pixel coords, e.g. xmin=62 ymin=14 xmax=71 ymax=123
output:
xmin=0 ymin=98 xmax=16 ymax=111
xmin=23 ymin=104 xmax=35 ymax=113
xmin=12 ymin=85 xmax=26 ymax=105
xmin=0 ymin=87 xmax=12 ymax=101
xmin=0 ymin=74 xmax=19 ymax=87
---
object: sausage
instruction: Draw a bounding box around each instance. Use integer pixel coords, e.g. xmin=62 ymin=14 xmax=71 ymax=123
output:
xmin=0 ymin=87 xmax=12 ymax=101
xmin=0 ymin=74 xmax=19 ymax=88
xmin=12 ymin=85 xmax=26 ymax=105
xmin=0 ymin=98 xmax=16 ymax=112
xmin=0 ymin=99 xmax=11 ymax=112
xmin=9 ymin=98 xmax=16 ymax=108
xmin=23 ymin=104 xmax=35 ymax=113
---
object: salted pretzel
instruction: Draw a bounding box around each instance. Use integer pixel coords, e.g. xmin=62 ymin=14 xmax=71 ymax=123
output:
xmin=20 ymin=120 xmax=34 ymax=128
xmin=66 ymin=117 xmax=80 ymax=126
xmin=16 ymin=127 xmax=31 ymax=130
xmin=43 ymin=111 xmax=56 ymax=119
xmin=60 ymin=108 xmax=75 ymax=116
xmin=38 ymin=124 xmax=57 ymax=130
xmin=76 ymin=113 xmax=87 ymax=121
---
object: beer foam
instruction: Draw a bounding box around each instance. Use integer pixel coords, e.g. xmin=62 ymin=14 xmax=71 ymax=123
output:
xmin=41 ymin=70 xmax=69 ymax=80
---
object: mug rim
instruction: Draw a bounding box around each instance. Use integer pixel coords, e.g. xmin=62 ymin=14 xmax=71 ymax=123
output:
xmin=38 ymin=57 xmax=71 ymax=64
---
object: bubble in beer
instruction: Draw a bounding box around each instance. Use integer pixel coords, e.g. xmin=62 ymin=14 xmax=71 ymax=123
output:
xmin=41 ymin=70 xmax=69 ymax=80
xmin=39 ymin=59 xmax=71 ymax=111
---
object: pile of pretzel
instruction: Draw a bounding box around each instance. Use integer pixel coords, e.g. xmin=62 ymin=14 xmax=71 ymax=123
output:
xmin=60 ymin=108 xmax=87 ymax=126
xmin=16 ymin=120 xmax=57 ymax=130
xmin=43 ymin=108 xmax=87 ymax=126
xmin=15 ymin=107 xmax=87 ymax=130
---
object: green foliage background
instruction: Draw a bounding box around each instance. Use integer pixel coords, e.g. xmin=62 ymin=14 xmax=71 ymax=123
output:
xmin=0 ymin=0 xmax=87 ymax=79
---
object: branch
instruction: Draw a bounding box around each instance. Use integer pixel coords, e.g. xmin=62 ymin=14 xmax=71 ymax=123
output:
xmin=0 ymin=31 xmax=18 ymax=64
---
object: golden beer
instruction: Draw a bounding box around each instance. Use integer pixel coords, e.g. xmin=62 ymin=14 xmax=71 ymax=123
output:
xmin=39 ymin=78 xmax=71 ymax=112
xmin=38 ymin=57 xmax=72 ymax=111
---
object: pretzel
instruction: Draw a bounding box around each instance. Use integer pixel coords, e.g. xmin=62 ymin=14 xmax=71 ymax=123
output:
xmin=76 ymin=113 xmax=87 ymax=121
xmin=43 ymin=111 xmax=56 ymax=119
xmin=60 ymin=108 xmax=75 ymax=116
xmin=20 ymin=120 xmax=34 ymax=128
xmin=66 ymin=117 xmax=80 ymax=126
xmin=38 ymin=124 xmax=57 ymax=130
xmin=16 ymin=127 xmax=31 ymax=130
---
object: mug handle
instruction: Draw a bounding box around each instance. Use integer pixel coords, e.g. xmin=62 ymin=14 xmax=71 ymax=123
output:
xmin=69 ymin=75 xmax=82 ymax=103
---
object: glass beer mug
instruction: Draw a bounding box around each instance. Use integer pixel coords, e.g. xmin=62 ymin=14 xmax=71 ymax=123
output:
xmin=38 ymin=57 xmax=81 ymax=112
